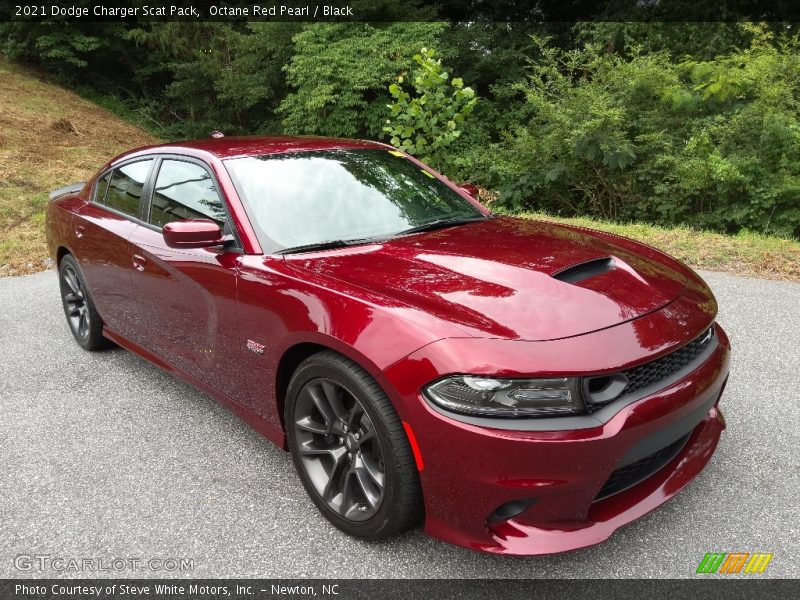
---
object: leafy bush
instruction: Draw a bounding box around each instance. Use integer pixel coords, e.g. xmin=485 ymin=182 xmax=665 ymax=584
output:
xmin=1 ymin=22 xmax=106 ymax=72
xmin=384 ymin=48 xmax=477 ymax=173
xmin=487 ymin=24 xmax=800 ymax=237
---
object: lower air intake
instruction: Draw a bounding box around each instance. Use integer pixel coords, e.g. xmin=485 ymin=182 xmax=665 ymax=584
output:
xmin=595 ymin=433 xmax=690 ymax=500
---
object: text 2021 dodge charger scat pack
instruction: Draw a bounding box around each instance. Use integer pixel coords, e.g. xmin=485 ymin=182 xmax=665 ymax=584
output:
xmin=45 ymin=136 xmax=730 ymax=555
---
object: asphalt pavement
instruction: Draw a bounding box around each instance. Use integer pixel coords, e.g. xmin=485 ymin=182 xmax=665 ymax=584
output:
xmin=1 ymin=269 xmax=797 ymax=578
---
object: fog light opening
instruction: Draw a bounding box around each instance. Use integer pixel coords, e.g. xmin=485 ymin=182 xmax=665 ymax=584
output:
xmin=487 ymin=498 xmax=536 ymax=525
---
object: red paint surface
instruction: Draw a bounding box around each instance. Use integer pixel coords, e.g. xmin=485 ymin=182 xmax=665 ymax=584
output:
xmin=162 ymin=219 xmax=223 ymax=248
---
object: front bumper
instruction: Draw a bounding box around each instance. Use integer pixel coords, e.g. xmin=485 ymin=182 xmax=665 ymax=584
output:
xmin=383 ymin=321 xmax=730 ymax=555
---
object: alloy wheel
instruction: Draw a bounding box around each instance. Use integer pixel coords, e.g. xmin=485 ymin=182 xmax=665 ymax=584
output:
xmin=61 ymin=264 xmax=90 ymax=340
xmin=292 ymin=378 xmax=386 ymax=521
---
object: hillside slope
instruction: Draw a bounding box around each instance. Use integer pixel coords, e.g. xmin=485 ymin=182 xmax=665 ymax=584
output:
xmin=0 ymin=59 xmax=157 ymax=275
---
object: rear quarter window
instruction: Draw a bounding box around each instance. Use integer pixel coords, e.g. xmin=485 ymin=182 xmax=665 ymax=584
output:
xmin=94 ymin=172 xmax=111 ymax=204
xmin=103 ymin=159 xmax=154 ymax=218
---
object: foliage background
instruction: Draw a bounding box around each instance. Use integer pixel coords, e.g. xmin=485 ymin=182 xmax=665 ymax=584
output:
xmin=1 ymin=20 xmax=798 ymax=238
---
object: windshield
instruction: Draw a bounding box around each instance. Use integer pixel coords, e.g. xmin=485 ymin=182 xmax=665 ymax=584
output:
xmin=224 ymin=149 xmax=485 ymax=252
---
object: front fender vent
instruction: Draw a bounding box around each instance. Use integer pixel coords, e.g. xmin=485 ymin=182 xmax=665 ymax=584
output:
xmin=552 ymin=257 xmax=615 ymax=284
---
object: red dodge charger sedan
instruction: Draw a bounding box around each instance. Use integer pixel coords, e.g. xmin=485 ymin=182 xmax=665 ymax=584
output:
xmin=45 ymin=135 xmax=730 ymax=555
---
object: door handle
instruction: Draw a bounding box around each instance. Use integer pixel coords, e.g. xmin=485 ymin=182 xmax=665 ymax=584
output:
xmin=74 ymin=225 xmax=85 ymax=238
xmin=132 ymin=254 xmax=147 ymax=271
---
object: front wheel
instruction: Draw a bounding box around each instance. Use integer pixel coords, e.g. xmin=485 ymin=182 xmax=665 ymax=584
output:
xmin=58 ymin=254 xmax=111 ymax=351
xmin=285 ymin=351 xmax=423 ymax=540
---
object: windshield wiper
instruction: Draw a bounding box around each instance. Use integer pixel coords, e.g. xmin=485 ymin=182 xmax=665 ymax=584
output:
xmin=397 ymin=215 xmax=488 ymax=236
xmin=276 ymin=215 xmax=488 ymax=255
xmin=275 ymin=237 xmax=380 ymax=255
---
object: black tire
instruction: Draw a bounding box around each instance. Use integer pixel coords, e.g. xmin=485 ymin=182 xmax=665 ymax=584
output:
xmin=58 ymin=254 xmax=111 ymax=351
xmin=285 ymin=350 xmax=423 ymax=540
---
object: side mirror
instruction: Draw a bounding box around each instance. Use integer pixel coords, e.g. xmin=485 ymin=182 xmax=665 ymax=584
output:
xmin=162 ymin=219 xmax=224 ymax=249
xmin=459 ymin=183 xmax=480 ymax=199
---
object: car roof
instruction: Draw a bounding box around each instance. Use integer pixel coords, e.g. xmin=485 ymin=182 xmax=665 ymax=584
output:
xmin=124 ymin=135 xmax=390 ymax=160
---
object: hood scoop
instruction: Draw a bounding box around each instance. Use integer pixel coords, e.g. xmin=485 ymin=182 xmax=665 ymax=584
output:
xmin=552 ymin=257 xmax=616 ymax=284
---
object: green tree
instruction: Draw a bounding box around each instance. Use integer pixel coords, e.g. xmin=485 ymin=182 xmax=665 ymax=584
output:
xmin=278 ymin=22 xmax=445 ymax=138
xmin=214 ymin=23 xmax=302 ymax=133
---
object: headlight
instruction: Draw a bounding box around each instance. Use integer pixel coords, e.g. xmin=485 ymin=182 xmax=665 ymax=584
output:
xmin=424 ymin=376 xmax=585 ymax=418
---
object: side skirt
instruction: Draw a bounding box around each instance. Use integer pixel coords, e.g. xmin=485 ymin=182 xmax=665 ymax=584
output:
xmin=102 ymin=326 xmax=287 ymax=450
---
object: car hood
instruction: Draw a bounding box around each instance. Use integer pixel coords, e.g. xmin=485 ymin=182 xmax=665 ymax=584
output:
xmin=285 ymin=217 xmax=689 ymax=341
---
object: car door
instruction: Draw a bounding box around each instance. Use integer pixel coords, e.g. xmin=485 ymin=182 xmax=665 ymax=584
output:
xmin=72 ymin=158 xmax=155 ymax=342
xmin=126 ymin=156 xmax=242 ymax=389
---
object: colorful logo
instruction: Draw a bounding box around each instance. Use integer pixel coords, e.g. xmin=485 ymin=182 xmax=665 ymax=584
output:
xmin=696 ymin=552 xmax=773 ymax=574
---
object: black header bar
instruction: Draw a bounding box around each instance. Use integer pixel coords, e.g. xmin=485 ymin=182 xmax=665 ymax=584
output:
xmin=4 ymin=1 xmax=800 ymax=23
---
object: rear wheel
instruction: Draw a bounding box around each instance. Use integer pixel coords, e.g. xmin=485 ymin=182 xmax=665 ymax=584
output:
xmin=285 ymin=351 xmax=423 ymax=540
xmin=59 ymin=254 xmax=111 ymax=351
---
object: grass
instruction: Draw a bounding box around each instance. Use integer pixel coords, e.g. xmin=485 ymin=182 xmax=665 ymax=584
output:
xmin=0 ymin=58 xmax=157 ymax=276
xmin=0 ymin=57 xmax=797 ymax=281
xmin=512 ymin=212 xmax=800 ymax=281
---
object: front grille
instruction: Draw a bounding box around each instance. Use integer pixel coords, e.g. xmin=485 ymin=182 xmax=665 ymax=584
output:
xmin=595 ymin=433 xmax=690 ymax=500
xmin=621 ymin=327 xmax=714 ymax=396
xmin=585 ymin=326 xmax=715 ymax=410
